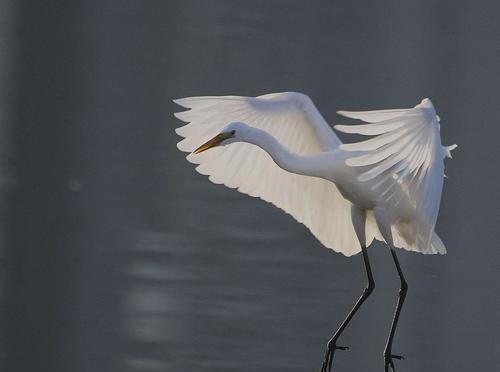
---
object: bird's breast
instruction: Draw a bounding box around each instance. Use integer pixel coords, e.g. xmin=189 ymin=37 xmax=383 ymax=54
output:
xmin=329 ymin=162 xmax=377 ymax=209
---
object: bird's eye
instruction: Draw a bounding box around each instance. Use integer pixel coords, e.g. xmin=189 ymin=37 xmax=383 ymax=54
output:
xmin=231 ymin=130 xmax=236 ymax=135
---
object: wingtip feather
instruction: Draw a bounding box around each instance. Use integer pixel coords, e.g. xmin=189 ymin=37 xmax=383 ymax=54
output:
xmin=173 ymin=111 xmax=191 ymax=122
xmin=174 ymin=125 xmax=187 ymax=136
xmin=444 ymin=144 xmax=458 ymax=159
xmin=334 ymin=124 xmax=356 ymax=134
xmin=336 ymin=110 xmax=354 ymax=118
xmin=173 ymin=97 xmax=191 ymax=108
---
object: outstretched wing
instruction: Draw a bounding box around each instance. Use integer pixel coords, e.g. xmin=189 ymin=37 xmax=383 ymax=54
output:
xmin=175 ymin=92 xmax=365 ymax=256
xmin=336 ymin=98 xmax=455 ymax=250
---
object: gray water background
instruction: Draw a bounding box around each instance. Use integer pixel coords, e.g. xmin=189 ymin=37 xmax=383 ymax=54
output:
xmin=2 ymin=1 xmax=499 ymax=371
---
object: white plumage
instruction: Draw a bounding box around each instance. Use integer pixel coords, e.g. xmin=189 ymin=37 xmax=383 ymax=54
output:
xmin=174 ymin=92 xmax=455 ymax=256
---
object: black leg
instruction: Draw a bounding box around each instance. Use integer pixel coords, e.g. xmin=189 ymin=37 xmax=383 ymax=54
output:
xmin=320 ymin=246 xmax=375 ymax=372
xmin=384 ymin=248 xmax=408 ymax=372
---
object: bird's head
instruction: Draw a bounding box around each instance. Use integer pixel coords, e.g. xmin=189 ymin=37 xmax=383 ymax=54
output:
xmin=193 ymin=122 xmax=246 ymax=154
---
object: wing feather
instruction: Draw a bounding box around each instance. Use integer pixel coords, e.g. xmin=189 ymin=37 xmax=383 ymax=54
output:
xmin=175 ymin=92 xmax=366 ymax=256
xmin=336 ymin=108 xmax=408 ymax=122
xmin=336 ymin=98 xmax=452 ymax=252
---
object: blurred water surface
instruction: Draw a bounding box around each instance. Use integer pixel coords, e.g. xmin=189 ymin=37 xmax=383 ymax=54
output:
xmin=3 ymin=1 xmax=500 ymax=372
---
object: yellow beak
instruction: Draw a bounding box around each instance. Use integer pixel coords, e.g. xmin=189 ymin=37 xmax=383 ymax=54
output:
xmin=193 ymin=132 xmax=233 ymax=154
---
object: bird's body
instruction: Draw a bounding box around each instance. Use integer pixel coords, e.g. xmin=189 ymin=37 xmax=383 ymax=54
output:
xmin=174 ymin=91 xmax=456 ymax=371
xmin=219 ymin=124 xmax=429 ymax=249
xmin=175 ymin=92 xmax=454 ymax=255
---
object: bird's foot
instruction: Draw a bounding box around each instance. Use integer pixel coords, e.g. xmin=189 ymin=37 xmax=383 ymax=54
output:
xmin=384 ymin=352 xmax=404 ymax=372
xmin=320 ymin=340 xmax=349 ymax=372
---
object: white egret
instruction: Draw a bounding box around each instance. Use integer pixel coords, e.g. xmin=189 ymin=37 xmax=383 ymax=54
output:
xmin=174 ymin=92 xmax=456 ymax=372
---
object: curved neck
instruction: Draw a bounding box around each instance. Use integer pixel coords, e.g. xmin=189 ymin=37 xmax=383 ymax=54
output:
xmin=238 ymin=127 xmax=327 ymax=178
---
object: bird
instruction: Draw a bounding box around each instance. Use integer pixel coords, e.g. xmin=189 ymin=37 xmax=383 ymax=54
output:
xmin=174 ymin=92 xmax=456 ymax=372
